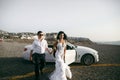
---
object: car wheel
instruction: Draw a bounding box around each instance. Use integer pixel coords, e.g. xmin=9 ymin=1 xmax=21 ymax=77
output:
xmin=81 ymin=54 xmax=94 ymax=65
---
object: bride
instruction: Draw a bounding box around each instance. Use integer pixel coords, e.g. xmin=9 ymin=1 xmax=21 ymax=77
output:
xmin=49 ymin=31 xmax=72 ymax=80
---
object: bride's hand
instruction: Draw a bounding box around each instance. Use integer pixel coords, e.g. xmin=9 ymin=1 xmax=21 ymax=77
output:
xmin=49 ymin=48 xmax=53 ymax=54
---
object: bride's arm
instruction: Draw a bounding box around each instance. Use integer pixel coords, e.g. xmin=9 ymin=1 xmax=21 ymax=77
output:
xmin=64 ymin=47 xmax=66 ymax=63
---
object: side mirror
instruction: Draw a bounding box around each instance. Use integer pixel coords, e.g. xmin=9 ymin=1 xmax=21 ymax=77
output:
xmin=71 ymin=46 xmax=75 ymax=49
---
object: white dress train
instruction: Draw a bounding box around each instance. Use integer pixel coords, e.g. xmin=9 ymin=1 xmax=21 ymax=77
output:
xmin=49 ymin=43 xmax=72 ymax=80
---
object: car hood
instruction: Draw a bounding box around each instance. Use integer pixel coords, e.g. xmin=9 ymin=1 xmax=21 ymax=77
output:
xmin=76 ymin=46 xmax=98 ymax=53
xmin=25 ymin=45 xmax=32 ymax=49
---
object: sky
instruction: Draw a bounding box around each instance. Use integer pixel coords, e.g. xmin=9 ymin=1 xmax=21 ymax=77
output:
xmin=0 ymin=0 xmax=120 ymax=41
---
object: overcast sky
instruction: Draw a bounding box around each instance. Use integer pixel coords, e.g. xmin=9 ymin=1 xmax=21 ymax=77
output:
xmin=0 ymin=0 xmax=120 ymax=41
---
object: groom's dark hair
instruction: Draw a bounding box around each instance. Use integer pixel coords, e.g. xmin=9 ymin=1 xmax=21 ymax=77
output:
xmin=37 ymin=31 xmax=43 ymax=35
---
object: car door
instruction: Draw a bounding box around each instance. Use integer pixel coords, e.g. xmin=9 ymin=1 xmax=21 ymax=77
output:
xmin=65 ymin=45 xmax=76 ymax=65
xmin=45 ymin=45 xmax=55 ymax=62
xmin=45 ymin=51 xmax=55 ymax=62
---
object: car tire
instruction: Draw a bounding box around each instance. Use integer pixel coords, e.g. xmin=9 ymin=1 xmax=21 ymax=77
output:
xmin=81 ymin=54 xmax=94 ymax=66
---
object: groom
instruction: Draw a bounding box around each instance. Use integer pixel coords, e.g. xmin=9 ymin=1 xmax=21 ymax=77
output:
xmin=30 ymin=31 xmax=51 ymax=80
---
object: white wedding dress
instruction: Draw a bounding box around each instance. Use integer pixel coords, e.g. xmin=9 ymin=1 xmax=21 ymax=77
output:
xmin=49 ymin=42 xmax=72 ymax=80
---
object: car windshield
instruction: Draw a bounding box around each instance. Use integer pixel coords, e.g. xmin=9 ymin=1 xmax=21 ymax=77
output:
xmin=67 ymin=42 xmax=76 ymax=48
xmin=48 ymin=42 xmax=76 ymax=49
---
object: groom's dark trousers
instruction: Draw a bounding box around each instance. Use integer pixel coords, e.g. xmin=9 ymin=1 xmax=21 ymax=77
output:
xmin=32 ymin=53 xmax=46 ymax=79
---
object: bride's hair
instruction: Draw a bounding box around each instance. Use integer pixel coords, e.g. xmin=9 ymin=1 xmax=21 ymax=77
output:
xmin=57 ymin=31 xmax=67 ymax=40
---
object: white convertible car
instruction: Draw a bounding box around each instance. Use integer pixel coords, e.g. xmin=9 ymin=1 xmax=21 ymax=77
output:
xmin=22 ymin=42 xmax=99 ymax=65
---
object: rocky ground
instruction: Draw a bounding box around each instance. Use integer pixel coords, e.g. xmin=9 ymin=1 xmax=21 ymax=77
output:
xmin=0 ymin=40 xmax=120 ymax=80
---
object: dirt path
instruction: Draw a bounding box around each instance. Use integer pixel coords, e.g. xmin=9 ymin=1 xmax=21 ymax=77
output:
xmin=0 ymin=41 xmax=120 ymax=80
